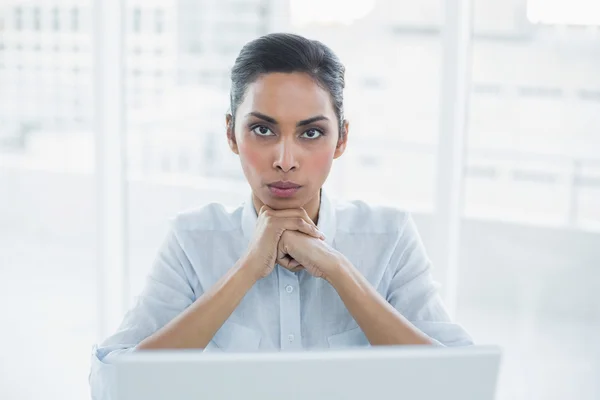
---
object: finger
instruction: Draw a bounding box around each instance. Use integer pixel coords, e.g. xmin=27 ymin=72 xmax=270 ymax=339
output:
xmin=276 ymin=255 xmax=289 ymax=267
xmin=263 ymin=208 xmax=325 ymax=239
xmin=289 ymin=265 xmax=304 ymax=273
xmin=277 ymin=240 xmax=288 ymax=260
xmin=286 ymin=209 xmax=326 ymax=239
xmin=286 ymin=258 xmax=301 ymax=270
xmin=277 ymin=254 xmax=301 ymax=270
xmin=282 ymin=218 xmax=323 ymax=239
xmin=259 ymin=204 xmax=272 ymax=216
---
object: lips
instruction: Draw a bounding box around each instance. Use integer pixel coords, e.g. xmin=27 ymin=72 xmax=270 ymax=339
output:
xmin=268 ymin=181 xmax=301 ymax=189
xmin=267 ymin=181 xmax=302 ymax=198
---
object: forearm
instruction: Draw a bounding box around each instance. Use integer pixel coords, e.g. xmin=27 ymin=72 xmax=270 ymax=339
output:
xmin=137 ymin=257 xmax=259 ymax=350
xmin=327 ymin=258 xmax=434 ymax=346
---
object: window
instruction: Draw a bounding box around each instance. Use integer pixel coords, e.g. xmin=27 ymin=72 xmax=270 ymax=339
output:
xmin=33 ymin=7 xmax=41 ymax=31
xmin=71 ymin=8 xmax=79 ymax=32
xmin=52 ymin=7 xmax=60 ymax=31
xmin=133 ymin=7 xmax=141 ymax=33
xmin=155 ymin=9 xmax=164 ymax=34
xmin=188 ymin=42 xmax=203 ymax=54
xmin=14 ymin=7 xmax=23 ymax=31
xmin=527 ymin=0 xmax=600 ymax=25
xmin=0 ymin=4 xmax=96 ymax=400
xmin=461 ymin=2 xmax=600 ymax=399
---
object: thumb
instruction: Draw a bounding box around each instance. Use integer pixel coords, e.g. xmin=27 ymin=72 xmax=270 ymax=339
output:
xmin=259 ymin=204 xmax=272 ymax=215
xmin=277 ymin=234 xmax=288 ymax=256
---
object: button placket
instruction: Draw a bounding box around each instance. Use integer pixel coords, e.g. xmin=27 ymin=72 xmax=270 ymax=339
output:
xmin=277 ymin=266 xmax=302 ymax=350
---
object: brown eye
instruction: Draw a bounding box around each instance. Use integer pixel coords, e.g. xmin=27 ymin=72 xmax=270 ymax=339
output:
xmin=300 ymin=128 xmax=323 ymax=139
xmin=252 ymin=125 xmax=274 ymax=137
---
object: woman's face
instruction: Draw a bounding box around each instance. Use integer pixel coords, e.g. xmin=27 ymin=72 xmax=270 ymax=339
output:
xmin=227 ymin=72 xmax=348 ymax=211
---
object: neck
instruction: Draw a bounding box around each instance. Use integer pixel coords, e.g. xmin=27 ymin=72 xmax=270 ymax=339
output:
xmin=252 ymin=189 xmax=321 ymax=225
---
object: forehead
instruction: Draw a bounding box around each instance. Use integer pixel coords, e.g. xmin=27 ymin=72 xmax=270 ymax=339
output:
xmin=239 ymin=72 xmax=336 ymax=120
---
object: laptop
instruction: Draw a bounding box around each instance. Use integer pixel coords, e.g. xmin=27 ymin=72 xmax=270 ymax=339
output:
xmin=116 ymin=345 xmax=501 ymax=400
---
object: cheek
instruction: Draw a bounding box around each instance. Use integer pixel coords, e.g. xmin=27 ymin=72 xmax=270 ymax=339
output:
xmin=306 ymin=147 xmax=335 ymax=175
xmin=238 ymin=141 xmax=266 ymax=174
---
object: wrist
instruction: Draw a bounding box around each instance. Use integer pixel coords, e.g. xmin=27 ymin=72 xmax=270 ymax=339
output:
xmin=237 ymin=253 xmax=263 ymax=284
xmin=324 ymin=253 xmax=351 ymax=286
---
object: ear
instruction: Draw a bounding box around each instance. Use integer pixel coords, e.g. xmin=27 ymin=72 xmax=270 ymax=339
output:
xmin=226 ymin=114 xmax=239 ymax=155
xmin=333 ymin=120 xmax=349 ymax=159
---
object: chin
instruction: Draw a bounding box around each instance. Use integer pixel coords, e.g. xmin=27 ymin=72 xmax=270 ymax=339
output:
xmin=264 ymin=195 xmax=304 ymax=209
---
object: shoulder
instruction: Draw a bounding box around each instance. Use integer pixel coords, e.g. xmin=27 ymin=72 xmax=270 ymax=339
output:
xmin=171 ymin=201 xmax=243 ymax=233
xmin=334 ymin=198 xmax=411 ymax=235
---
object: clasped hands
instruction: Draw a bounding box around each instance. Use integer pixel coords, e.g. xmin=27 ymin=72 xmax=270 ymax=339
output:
xmin=245 ymin=205 xmax=344 ymax=281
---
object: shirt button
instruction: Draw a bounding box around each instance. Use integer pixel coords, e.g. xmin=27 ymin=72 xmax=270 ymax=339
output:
xmin=288 ymin=334 xmax=295 ymax=342
xmin=285 ymin=285 xmax=294 ymax=293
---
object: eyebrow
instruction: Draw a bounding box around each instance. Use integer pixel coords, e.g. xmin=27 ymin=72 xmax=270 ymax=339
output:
xmin=248 ymin=112 xmax=329 ymax=127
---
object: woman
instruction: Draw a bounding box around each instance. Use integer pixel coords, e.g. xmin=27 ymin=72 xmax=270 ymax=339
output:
xmin=90 ymin=33 xmax=472 ymax=398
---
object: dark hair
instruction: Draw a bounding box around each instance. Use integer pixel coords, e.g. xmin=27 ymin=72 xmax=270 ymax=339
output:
xmin=229 ymin=33 xmax=346 ymax=137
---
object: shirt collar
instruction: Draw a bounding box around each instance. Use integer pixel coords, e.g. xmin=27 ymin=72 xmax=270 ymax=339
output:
xmin=241 ymin=188 xmax=336 ymax=246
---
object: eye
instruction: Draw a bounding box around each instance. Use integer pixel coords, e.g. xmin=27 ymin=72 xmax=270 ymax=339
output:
xmin=300 ymin=128 xmax=323 ymax=139
xmin=252 ymin=125 xmax=274 ymax=137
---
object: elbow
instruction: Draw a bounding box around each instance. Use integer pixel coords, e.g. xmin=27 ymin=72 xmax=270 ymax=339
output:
xmin=89 ymin=345 xmax=137 ymax=400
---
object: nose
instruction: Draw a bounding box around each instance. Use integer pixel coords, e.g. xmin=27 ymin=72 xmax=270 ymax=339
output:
xmin=272 ymin=137 xmax=299 ymax=173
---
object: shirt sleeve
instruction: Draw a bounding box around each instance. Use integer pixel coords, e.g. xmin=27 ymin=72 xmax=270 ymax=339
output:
xmin=89 ymin=222 xmax=199 ymax=400
xmin=385 ymin=214 xmax=474 ymax=347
